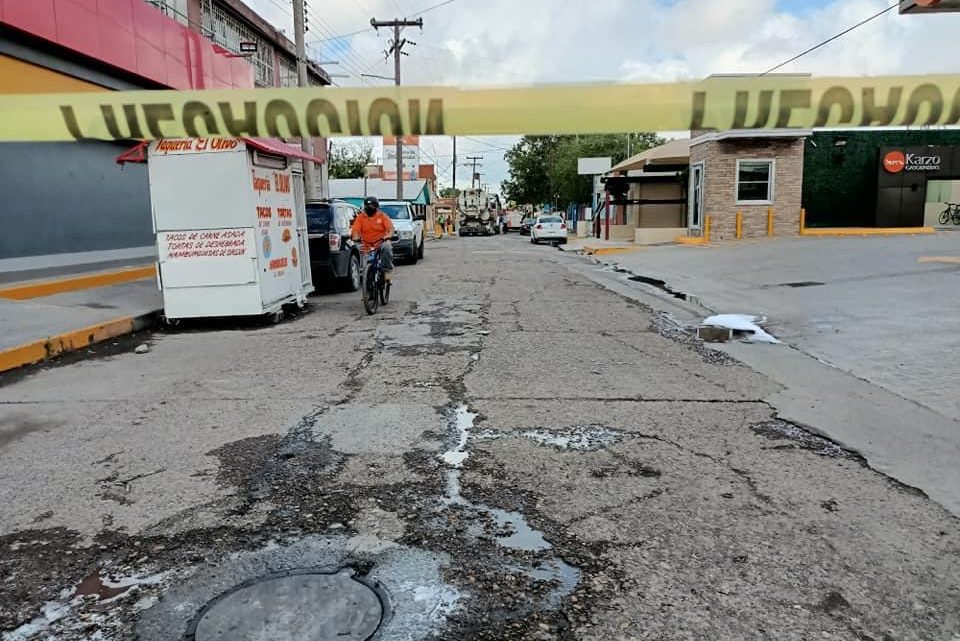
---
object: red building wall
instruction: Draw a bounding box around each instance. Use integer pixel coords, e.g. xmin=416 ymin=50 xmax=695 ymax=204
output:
xmin=0 ymin=0 xmax=254 ymax=89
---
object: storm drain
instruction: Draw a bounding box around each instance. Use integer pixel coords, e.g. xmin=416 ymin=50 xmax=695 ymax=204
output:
xmin=187 ymin=569 xmax=384 ymax=641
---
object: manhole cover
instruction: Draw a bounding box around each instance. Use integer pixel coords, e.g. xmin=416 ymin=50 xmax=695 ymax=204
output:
xmin=189 ymin=569 xmax=383 ymax=641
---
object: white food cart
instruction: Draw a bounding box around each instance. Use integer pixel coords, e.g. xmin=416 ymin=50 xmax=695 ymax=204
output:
xmin=127 ymin=137 xmax=317 ymax=322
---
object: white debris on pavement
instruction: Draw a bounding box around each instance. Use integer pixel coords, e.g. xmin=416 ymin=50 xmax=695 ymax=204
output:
xmin=2 ymin=598 xmax=74 ymax=641
xmin=439 ymin=405 xmax=473 ymax=468
xmin=703 ymin=314 xmax=781 ymax=344
xmin=521 ymin=425 xmax=621 ymax=450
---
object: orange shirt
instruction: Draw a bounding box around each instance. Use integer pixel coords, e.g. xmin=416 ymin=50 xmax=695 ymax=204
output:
xmin=351 ymin=211 xmax=394 ymax=247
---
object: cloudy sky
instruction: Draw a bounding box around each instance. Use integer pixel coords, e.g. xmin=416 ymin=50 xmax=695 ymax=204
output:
xmin=246 ymin=0 xmax=960 ymax=193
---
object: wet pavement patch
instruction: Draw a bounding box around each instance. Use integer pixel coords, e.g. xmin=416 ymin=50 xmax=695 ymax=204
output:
xmin=188 ymin=569 xmax=383 ymax=641
xmin=520 ymin=425 xmax=621 ymax=451
xmin=627 ymin=274 xmax=696 ymax=302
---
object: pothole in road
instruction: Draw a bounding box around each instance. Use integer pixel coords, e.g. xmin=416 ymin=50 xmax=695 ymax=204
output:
xmin=188 ymin=568 xmax=383 ymax=641
xmin=752 ymin=420 xmax=860 ymax=460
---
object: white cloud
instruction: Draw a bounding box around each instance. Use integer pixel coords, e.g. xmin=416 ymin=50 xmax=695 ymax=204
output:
xmin=243 ymin=0 xmax=960 ymax=190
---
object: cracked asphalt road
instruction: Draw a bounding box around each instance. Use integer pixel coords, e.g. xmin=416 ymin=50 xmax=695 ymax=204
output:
xmin=0 ymin=235 xmax=958 ymax=641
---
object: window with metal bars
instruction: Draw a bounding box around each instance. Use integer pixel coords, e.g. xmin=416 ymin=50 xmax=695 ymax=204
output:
xmin=146 ymin=0 xmax=189 ymax=26
xmin=202 ymin=1 xmax=276 ymax=87
xmin=278 ymin=56 xmax=298 ymax=88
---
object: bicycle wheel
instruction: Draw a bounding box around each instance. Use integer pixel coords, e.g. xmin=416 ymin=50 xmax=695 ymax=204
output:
xmin=952 ymin=207 xmax=960 ymax=225
xmin=940 ymin=209 xmax=950 ymax=225
xmin=380 ymin=281 xmax=391 ymax=306
xmin=363 ymin=266 xmax=379 ymax=315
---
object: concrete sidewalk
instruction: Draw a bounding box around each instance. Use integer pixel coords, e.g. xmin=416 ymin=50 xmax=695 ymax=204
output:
xmin=578 ymin=233 xmax=960 ymax=513
xmin=0 ymin=270 xmax=161 ymax=373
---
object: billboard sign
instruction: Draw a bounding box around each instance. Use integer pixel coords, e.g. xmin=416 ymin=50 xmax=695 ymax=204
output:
xmin=578 ymin=157 xmax=612 ymax=175
xmin=383 ymin=135 xmax=419 ymax=180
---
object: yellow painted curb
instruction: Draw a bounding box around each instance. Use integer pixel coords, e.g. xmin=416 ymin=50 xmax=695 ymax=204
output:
xmin=0 ymin=316 xmax=137 ymax=373
xmin=919 ymin=256 xmax=960 ymax=265
xmin=0 ymin=265 xmax=156 ymax=300
xmin=675 ymin=236 xmax=708 ymax=245
xmin=801 ymin=227 xmax=935 ymax=237
xmin=582 ymin=246 xmax=642 ymax=256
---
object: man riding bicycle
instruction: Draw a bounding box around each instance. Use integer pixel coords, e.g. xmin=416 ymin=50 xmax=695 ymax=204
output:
xmin=351 ymin=196 xmax=395 ymax=281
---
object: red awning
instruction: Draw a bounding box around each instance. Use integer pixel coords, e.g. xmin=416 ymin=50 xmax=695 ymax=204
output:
xmin=244 ymin=137 xmax=324 ymax=163
xmin=116 ymin=138 xmax=323 ymax=164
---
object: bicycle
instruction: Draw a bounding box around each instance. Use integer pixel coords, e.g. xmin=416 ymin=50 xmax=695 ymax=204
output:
xmin=938 ymin=202 xmax=960 ymax=225
xmin=361 ymin=235 xmax=397 ymax=315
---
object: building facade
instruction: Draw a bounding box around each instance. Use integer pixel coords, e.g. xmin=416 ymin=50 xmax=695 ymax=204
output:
xmin=803 ymin=129 xmax=960 ymax=228
xmin=689 ymin=130 xmax=807 ymax=241
xmin=0 ymin=0 xmax=329 ymax=278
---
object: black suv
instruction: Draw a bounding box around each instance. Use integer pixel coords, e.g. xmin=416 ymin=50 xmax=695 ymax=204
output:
xmin=306 ymin=199 xmax=362 ymax=291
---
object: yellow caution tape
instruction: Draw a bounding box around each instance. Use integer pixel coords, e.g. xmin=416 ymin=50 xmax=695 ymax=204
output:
xmin=0 ymin=74 xmax=957 ymax=142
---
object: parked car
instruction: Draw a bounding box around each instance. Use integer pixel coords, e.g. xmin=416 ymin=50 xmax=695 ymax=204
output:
xmin=520 ymin=216 xmax=537 ymax=235
xmin=530 ymin=214 xmax=568 ymax=245
xmin=379 ymin=200 xmax=425 ymax=264
xmin=306 ymin=199 xmax=362 ymax=291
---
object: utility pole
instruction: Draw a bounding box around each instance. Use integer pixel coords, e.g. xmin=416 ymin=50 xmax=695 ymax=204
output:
xmin=451 ymin=136 xmax=457 ymax=195
xmin=464 ymin=156 xmax=483 ymax=189
xmin=371 ymin=16 xmax=423 ymax=200
xmin=292 ymin=0 xmax=317 ymax=198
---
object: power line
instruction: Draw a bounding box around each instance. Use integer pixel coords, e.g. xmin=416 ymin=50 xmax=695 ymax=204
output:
xmin=307 ymin=27 xmax=370 ymax=44
xmin=305 ymin=14 xmax=379 ymax=79
xmin=760 ymin=0 xmax=900 ymax=76
xmin=461 ymin=136 xmax=514 ymax=152
xmin=301 ymin=0 xmax=457 ymax=49
xmin=412 ymin=0 xmax=459 ymax=17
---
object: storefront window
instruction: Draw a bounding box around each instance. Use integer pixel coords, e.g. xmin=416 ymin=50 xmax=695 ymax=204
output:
xmin=736 ymin=160 xmax=774 ymax=204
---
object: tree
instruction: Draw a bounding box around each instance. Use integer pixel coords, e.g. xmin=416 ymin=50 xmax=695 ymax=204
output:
xmin=503 ymin=133 xmax=666 ymax=207
xmin=502 ymin=136 xmax=561 ymax=206
xmin=328 ymin=142 xmax=374 ymax=179
xmin=440 ymin=187 xmax=460 ymax=199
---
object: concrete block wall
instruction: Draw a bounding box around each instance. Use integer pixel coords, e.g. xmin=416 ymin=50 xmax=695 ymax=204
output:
xmin=690 ymin=137 xmax=804 ymax=241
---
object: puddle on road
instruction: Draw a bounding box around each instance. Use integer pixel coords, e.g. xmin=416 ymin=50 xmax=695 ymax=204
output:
xmin=437 ymin=406 xmax=581 ymax=600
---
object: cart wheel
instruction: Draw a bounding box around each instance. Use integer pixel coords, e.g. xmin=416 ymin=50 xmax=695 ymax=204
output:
xmin=269 ymin=310 xmax=284 ymax=324
xmin=162 ymin=315 xmax=181 ymax=328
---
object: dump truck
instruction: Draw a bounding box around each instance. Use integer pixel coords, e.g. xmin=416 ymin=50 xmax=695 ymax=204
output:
xmin=457 ymin=188 xmax=497 ymax=236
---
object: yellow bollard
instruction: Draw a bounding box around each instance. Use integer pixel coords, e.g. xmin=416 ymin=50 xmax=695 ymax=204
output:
xmin=767 ymin=207 xmax=774 ymax=237
xmin=800 ymin=208 xmax=806 ymax=235
xmin=735 ymin=211 xmax=743 ymax=240
xmin=704 ymin=215 xmax=711 ymax=243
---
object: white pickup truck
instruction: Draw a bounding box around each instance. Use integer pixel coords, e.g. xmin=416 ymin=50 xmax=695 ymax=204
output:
xmin=378 ymin=200 xmax=425 ymax=264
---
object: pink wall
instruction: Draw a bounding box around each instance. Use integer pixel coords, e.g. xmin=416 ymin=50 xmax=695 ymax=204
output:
xmin=0 ymin=0 xmax=254 ymax=89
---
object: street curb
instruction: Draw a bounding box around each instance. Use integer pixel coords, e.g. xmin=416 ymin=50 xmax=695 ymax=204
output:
xmin=0 ymin=265 xmax=156 ymax=300
xmin=0 ymin=310 xmax=160 ymax=373
xmin=580 ymin=245 xmax=643 ymax=256
xmin=800 ymin=226 xmax=935 ymax=237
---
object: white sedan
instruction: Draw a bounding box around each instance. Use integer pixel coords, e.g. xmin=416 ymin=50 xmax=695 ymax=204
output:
xmin=530 ymin=215 xmax=568 ymax=245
